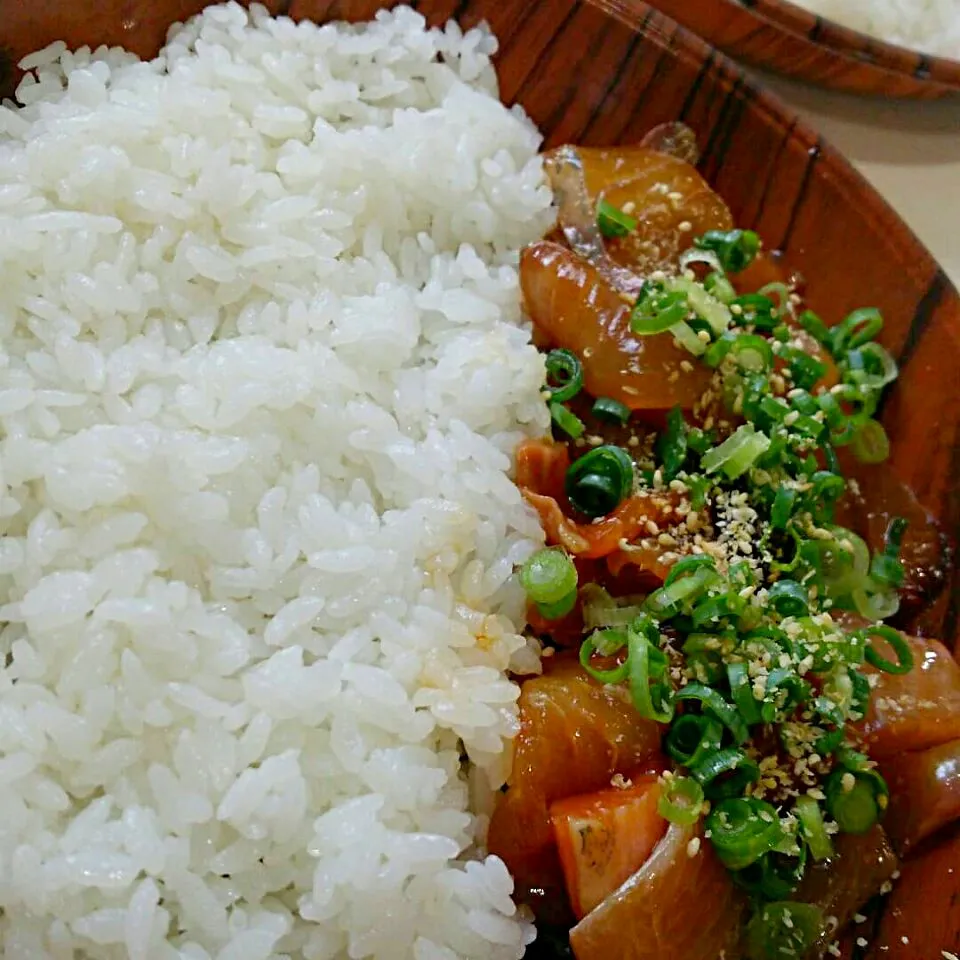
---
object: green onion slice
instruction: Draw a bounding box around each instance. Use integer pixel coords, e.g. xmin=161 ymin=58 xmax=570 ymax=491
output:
xmin=701 ymin=424 xmax=771 ymax=480
xmin=579 ymin=629 xmax=629 ymax=685
xmin=657 ymin=775 xmax=705 ymax=826
xmin=694 ymin=229 xmax=761 ymax=274
xmin=666 ymin=714 xmax=723 ymax=768
xmin=855 ymin=624 xmax=914 ymax=675
xmin=727 ymin=661 xmax=761 ymax=726
xmin=544 ymin=348 xmax=583 ymax=404
xmin=690 ymin=747 xmax=761 ymax=800
xmin=550 ymin=401 xmax=584 ymax=439
xmin=850 ymin=418 xmax=890 ymax=464
xmin=591 ymin=396 xmax=631 ymax=425
xmin=627 ymin=615 xmax=675 ymax=723
xmin=564 ymin=444 xmax=634 ymax=519
xmin=519 ymin=548 xmax=577 ymax=606
xmin=795 ymin=795 xmax=834 ymax=862
xmin=675 ymin=682 xmax=748 ymax=744
xmin=825 ymin=769 xmax=882 ymax=835
xmin=597 ymin=198 xmax=637 ymax=238
xmin=743 ymin=902 xmax=823 ymax=960
xmin=768 ymin=579 xmax=810 ymax=618
xmin=706 ymin=797 xmax=783 ymax=870
xmin=656 ymin=405 xmax=688 ymax=481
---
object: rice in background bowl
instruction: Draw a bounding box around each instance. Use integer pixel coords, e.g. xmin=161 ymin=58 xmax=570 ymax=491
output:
xmin=0 ymin=4 xmax=554 ymax=957
xmin=789 ymin=0 xmax=960 ymax=59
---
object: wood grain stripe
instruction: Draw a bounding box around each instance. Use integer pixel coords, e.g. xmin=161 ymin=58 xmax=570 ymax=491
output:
xmin=895 ymin=268 xmax=950 ymax=367
xmin=779 ymin=138 xmax=820 ymax=251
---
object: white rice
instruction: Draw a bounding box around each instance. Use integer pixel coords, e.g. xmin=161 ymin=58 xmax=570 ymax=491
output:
xmin=790 ymin=0 xmax=960 ymax=59
xmin=0 ymin=4 xmax=555 ymax=957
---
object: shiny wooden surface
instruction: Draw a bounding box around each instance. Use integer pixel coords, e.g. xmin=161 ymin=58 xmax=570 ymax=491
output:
xmin=3 ymin=1 xmax=960 ymax=954
xmin=647 ymin=0 xmax=960 ymax=98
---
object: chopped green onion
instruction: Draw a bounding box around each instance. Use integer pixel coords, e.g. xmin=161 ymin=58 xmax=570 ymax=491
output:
xmin=645 ymin=565 xmax=718 ymax=619
xmin=534 ymin=592 xmax=577 ymax=620
xmin=851 ymin=583 xmax=900 ymax=621
xmin=666 ymin=714 xmax=723 ymax=768
xmin=799 ymin=309 xmax=830 ymax=345
xmin=591 ymin=396 xmax=631 ymax=425
xmin=851 ymin=341 xmax=898 ymax=388
xmin=669 ymin=319 xmax=708 ymax=356
xmin=657 ymin=775 xmax=705 ymax=826
xmin=743 ymin=902 xmax=823 ymax=960
xmin=701 ymin=424 xmax=771 ymax=480
xmin=730 ymin=293 xmax=778 ymax=331
xmin=870 ymin=516 xmax=907 ymax=588
xmin=694 ymin=229 xmax=761 ymax=274
xmin=768 ymin=579 xmax=809 ymax=618
xmin=664 ymin=554 xmax=718 ymax=587
xmin=631 ymin=297 xmax=689 ymax=334
xmin=666 ymin=275 xmax=732 ymax=337
xmin=690 ymin=592 xmax=746 ymax=628
xmin=564 ymin=444 xmax=634 ymax=519
xmin=780 ymin=346 xmax=827 ymax=391
xmin=825 ymin=769 xmax=882 ymax=835
xmin=597 ymin=198 xmax=637 ymax=238
xmin=519 ymin=548 xmax=577 ymax=606
xmin=706 ymin=797 xmax=783 ymax=870
xmin=579 ymin=629 xmax=629 ymax=684
xmin=850 ymin=418 xmax=890 ymax=464
xmin=550 ymin=401 xmax=584 ymax=439
xmin=690 ymin=747 xmax=760 ymax=800
xmin=675 ymin=682 xmax=748 ymax=744
xmin=735 ymin=849 xmax=807 ymax=901
xmin=627 ymin=615 xmax=675 ymax=723
xmin=795 ymin=795 xmax=834 ymax=861
xmin=771 ymin=487 xmax=797 ymax=530
xmin=544 ymin=348 xmax=583 ymax=404
xmin=728 ymin=661 xmax=761 ymax=726
xmin=656 ymin=406 xmax=688 ymax=480
xmin=705 ymin=271 xmax=736 ymax=303
xmin=831 ymin=306 xmax=883 ymax=353
xmin=855 ymin=624 xmax=914 ymax=675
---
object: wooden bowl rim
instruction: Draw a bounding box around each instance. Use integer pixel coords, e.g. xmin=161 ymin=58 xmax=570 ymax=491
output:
xmin=737 ymin=0 xmax=960 ymax=91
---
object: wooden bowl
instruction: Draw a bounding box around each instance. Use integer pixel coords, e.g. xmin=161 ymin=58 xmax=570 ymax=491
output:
xmin=649 ymin=0 xmax=960 ymax=98
xmin=3 ymin=0 xmax=960 ymax=954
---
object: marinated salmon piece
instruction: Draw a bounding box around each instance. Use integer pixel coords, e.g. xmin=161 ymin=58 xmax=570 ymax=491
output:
xmin=544 ymin=143 xmax=734 ymax=280
xmin=880 ymin=737 xmax=960 ymax=855
xmin=791 ymin=826 xmax=898 ymax=956
xmin=872 ymin=827 xmax=960 ymax=959
xmin=834 ymin=457 xmax=950 ymax=620
xmin=569 ymin=822 xmax=746 ymax=960
xmin=486 ymin=655 xmax=663 ymax=922
xmin=520 ymin=242 xmax=713 ymax=412
xmin=551 ymin=777 xmax=667 ymax=919
xmin=858 ymin=633 xmax=960 ymax=758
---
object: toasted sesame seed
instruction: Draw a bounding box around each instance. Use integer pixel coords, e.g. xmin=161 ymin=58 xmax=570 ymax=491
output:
xmin=678 ymin=220 xmax=693 ymax=232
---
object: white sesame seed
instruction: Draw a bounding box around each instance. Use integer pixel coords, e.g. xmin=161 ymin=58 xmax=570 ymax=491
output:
xmin=678 ymin=220 xmax=693 ymax=232
xmin=686 ymin=837 xmax=701 ymax=857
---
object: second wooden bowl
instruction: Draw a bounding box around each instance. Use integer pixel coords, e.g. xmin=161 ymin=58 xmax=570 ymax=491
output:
xmin=649 ymin=0 xmax=960 ymax=98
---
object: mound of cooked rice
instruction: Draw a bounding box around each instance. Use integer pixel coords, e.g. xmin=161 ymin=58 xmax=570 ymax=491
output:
xmin=790 ymin=0 xmax=960 ymax=59
xmin=0 ymin=4 xmax=555 ymax=956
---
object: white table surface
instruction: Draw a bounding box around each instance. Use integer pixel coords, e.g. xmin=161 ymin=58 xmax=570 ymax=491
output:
xmin=746 ymin=69 xmax=960 ymax=289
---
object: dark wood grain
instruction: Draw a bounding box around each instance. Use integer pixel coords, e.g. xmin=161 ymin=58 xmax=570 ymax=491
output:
xmin=648 ymin=0 xmax=960 ymax=98
xmin=3 ymin=2 xmax=960 ymax=954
